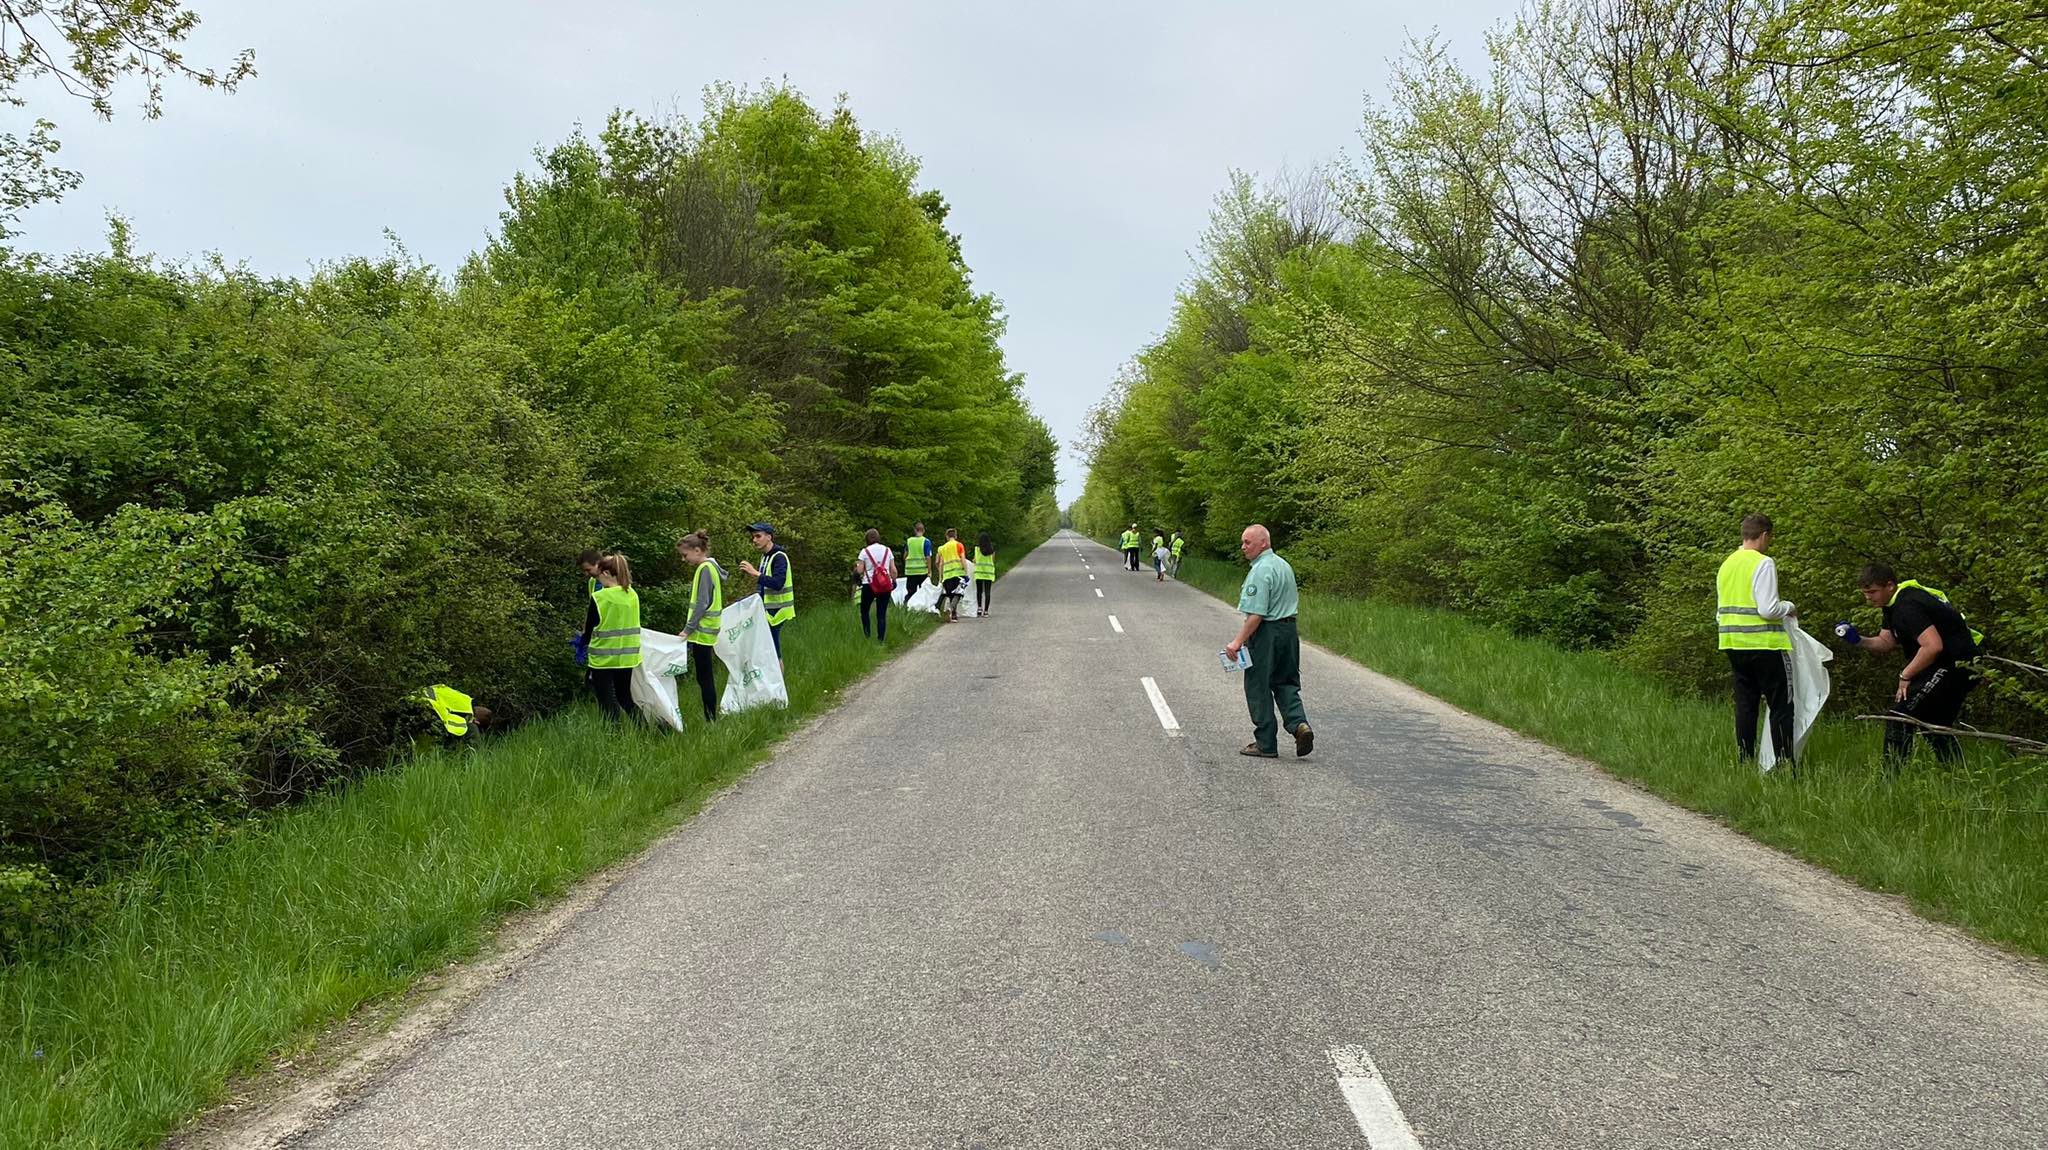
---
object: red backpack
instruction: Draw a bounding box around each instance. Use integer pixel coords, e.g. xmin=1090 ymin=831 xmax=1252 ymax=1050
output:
xmin=865 ymin=546 xmax=894 ymax=594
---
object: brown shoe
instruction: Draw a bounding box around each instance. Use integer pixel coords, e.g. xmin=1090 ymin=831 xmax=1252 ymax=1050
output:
xmin=1293 ymin=723 xmax=1315 ymax=758
xmin=1240 ymin=743 xmax=1279 ymax=758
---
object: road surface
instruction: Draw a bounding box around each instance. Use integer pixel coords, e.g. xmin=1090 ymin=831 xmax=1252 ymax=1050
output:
xmin=294 ymin=531 xmax=2048 ymax=1148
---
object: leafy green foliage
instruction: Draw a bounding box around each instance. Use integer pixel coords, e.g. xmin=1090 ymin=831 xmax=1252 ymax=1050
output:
xmin=0 ymin=87 xmax=1057 ymax=952
xmin=1079 ymin=0 xmax=2046 ymax=735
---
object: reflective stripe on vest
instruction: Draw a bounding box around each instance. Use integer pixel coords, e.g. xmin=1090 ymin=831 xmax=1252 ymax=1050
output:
xmin=972 ymin=548 xmax=995 ymax=580
xmin=589 ymin=586 xmax=643 ymax=668
xmin=761 ymin=550 xmax=794 ymax=626
xmin=422 ymin=684 xmax=473 ymax=736
xmin=1892 ymin=580 xmax=1986 ymax=647
xmin=1715 ymin=548 xmax=1790 ymax=651
xmin=905 ymin=536 xmax=928 ymax=575
xmin=687 ymin=560 xmax=724 ymax=646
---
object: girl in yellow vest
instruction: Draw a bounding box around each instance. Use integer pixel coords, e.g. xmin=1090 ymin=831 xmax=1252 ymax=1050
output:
xmin=583 ymin=553 xmax=642 ymax=724
xmin=972 ymin=531 xmax=997 ymax=618
xmin=935 ymin=528 xmax=969 ymax=623
xmin=675 ymin=531 xmax=724 ymax=723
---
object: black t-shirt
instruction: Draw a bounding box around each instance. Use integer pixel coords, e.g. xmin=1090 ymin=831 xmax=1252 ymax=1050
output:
xmin=1883 ymin=587 xmax=1978 ymax=669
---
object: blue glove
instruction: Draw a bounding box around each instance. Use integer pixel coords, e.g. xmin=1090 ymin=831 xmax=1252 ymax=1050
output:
xmin=571 ymin=633 xmax=589 ymax=666
xmin=1833 ymin=622 xmax=1862 ymax=646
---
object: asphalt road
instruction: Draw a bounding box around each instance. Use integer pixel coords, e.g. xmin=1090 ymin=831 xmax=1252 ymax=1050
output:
xmin=295 ymin=532 xmax=2048 ymax=1149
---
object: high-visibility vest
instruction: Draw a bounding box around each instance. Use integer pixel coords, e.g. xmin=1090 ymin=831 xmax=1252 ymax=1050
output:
xmin=1171 ymin=536 xmax=1184 ymax=558
xmin=1715 ymin=548 xmax=1790 ymax=651
xmin=938 ymin=540 xmax=967 ymax=580
xmin=972 ymin=547 xmax=996 ymax=581
xmin=1892 ymin=580 xmax=1985 ymax=647
xmin=1151 ymin=536 xmax=1164 ymax=551
xmin=590 ymin=586 xmax=643 ymax=667
xmin=420 ymin=684 xmax=474 ymax=736
xmin=687 ymin=560 xmax=723 ymax=646
xmin=905 ymin=535 xmax=929 ymax=575
xmin=760 ymin=549 xmax=794 ymax=626
xmin=1122 ymin=531 xmax=1137 ymax=549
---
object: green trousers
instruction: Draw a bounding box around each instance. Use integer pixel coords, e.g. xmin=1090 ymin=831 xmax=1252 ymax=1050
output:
xmin=1244 ymin=616 xmax=1308 ymax=753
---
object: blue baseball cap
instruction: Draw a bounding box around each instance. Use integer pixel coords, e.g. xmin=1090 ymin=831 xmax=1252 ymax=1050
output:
xmin=746 ymin=522 xmax=776 ymax=535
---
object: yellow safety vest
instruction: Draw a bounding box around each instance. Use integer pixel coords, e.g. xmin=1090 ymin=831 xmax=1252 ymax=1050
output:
xmin=687 ymin=560 xmax=723 ymax=647
xmin=938 ymin=540 xmax=967 ymax=580
xmin=1171 ymin=536 xmax=1184 ymax=557
xmin=905 ymin=535 xmax=929 ymax=576
xmin=1715 ymin=549 xmax=1790 ymax=651
xmin=1891 ymin=580 xmax=1985 ymax=647
xmin=972 ymin=547 xmax=996 ymax=581
xmin=420 ymin=684 xmax=474 ymax=736
xmin=760 ymin=549 xmax=794 ymax=626
xmin=589 ymin=586 xmax=643 ymax=668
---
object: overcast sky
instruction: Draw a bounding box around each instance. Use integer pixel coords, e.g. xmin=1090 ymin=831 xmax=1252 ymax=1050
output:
xmin=11 ymin=0 xmax=1513 ymax=506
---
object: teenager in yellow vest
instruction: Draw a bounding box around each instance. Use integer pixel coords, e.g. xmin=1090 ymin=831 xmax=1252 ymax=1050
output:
xmin=741 ymin=521 xmax=792 ymax=669
xmin=583 ymin=553 xmax=642 ymax=724
xmin=1715 ymin=513 xmax=1795 ymax=765
xmin=675 ymin=531 xmax=724 ymax=723
xmin=972 ymin=531 xmax=998 ymax=618
xmin=935 ymin=528 xmax=969 ymax=623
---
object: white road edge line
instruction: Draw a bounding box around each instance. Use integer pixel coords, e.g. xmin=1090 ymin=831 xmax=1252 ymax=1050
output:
xmin=1139 ymin=676 xmax=1181 ymax=736
xmin=1108 ymin=615 xmax=1124 ymax=633
xmin=1328 ymin=1046 xmax=1423 ymax=1150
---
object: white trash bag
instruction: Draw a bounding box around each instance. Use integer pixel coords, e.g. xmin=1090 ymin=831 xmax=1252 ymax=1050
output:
xmin=1761 ymin=615 xmax=1833 ymax=773
xmin=956 ymin=560 xmax=979 ymax=618
xmin=629 ymin=628 xmax=691 ymax=732
xmin=905 ymin=578 xmax=942 ymax=614
xmin=715 ymin=594 xmax=789 ymax=713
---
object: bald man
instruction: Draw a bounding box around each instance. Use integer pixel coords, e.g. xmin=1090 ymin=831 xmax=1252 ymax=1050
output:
xmin=1223 ymin=524 xmax=1314 ymax=758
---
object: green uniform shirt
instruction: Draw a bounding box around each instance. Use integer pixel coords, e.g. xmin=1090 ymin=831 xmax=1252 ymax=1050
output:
xmin=1237 ymin=550 xmax=1298 ymax=621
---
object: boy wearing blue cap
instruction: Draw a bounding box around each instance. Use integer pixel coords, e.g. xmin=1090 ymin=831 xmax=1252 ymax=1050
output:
xmin=740 ymin=522 xmax=792 ymax=667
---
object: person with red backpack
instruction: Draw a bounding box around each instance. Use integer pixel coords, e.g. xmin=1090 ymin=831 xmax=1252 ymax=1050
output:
xmin=854 ymin=528 xmax=897 ymax=643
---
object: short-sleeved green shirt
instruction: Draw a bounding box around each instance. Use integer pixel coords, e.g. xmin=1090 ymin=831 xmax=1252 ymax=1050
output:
xmin=1237 ymin=550 xmax=1298 ymax=621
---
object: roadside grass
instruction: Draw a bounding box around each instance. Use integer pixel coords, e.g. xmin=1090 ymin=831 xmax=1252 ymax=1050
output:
xmin=0 ymin=598 xmax=939 ymax=1150
xmin=1167 ymin=551 xmax=2048 ymax=962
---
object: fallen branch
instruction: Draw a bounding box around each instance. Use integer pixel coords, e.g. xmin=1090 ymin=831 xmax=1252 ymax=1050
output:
xmin=1853 ymin=713 xmax=2048 ymax=755
xmin=1982 ymin=655 xmax=2048 ymax=677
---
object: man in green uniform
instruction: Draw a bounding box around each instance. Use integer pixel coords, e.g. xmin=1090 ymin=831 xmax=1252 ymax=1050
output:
xmin=1223 ymin=524 xmax=1314 ymax=759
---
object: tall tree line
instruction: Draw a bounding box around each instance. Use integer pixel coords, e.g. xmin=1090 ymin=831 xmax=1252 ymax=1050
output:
xmin=1076 ymin=0 xmax=2045 ymax=725
xmin=0 ymin=87 xmax=1058 ymax=949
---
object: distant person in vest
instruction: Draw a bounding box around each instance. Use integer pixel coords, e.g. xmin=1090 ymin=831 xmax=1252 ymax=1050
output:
xmin=740 ymin=522 xmax=793 ymax=668
xmin=972 ymin=531 xmax=997 ymax=618
xmin=904 ymin=521 xmax=935 ymax=600
xmin=935 ymin=528 xmax=969 ymax=622
xmin=1716 ymin=513 xmax=1797 ymax=766
xmin=675 ymin=531 xmax=725 ymax=723
xmin=1835 ymin=564 xmax=1982 ymax=767
xmin=1123 ymin=524 xmax=1142 ymax=572
xmin=1169 ymin=531 xmax=1185 ymax=579
xmin=582 ymin=553 xmax=642 ymax=725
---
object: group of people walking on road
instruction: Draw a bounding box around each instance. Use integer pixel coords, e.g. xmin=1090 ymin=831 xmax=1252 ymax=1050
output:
xmin=1717 ymin=512 xmax=1985 ymax=771
xmin=1119 ymin=524 xmax=1183 ymax=581
xmin=852 ymin=522 xmax=1001 ymax=639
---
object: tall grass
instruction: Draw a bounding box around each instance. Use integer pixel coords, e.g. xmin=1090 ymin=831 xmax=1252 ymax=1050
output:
xmin=1170 ymin=552 xmax=2048 ymax=960
xmin=0 ymin=599 xmax=939 ymax=1150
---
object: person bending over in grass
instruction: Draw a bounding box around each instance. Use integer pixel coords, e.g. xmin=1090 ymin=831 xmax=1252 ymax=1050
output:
xmin=1835 ymin=563 xmax=1982 ymax=768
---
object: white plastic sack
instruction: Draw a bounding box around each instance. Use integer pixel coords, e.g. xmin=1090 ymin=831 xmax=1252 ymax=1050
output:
xmin=629 ymin=628 xmax=691 ymax=732
xmin=890 ymin=581 xmax=907 ymax=606
xmin=1760 ymin=615 xmax=1833 ymax=773
xmin=905 ymin=578 xmax=941 ymax=614
xmin=956 ymin=560 xmax=979 ymax=618
xmin=715 ymin=594 xmax=789 ymax=713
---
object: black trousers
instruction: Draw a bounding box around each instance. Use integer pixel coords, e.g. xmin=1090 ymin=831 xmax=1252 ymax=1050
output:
xmin=1124 ymin=547 xmax=1140 ymax=571
xmin=861 ymin=586 xmax=889 ymax=641
xmin=975 ymin=579 xmax=992 ymax=612
xmin=1728 ymin=650 xmax=1793 ymax=762
xmin=591 ymin=667 xmax=634 ymax=723
xmin=905 ymin=573 xmax=926 ymax=599
xmin=1885 ymin=665 xmax=1976 ymax=766
xmin=689 ymin=642 xmax=718 ymax=722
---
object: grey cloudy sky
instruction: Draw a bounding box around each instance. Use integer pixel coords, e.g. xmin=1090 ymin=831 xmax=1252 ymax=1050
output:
xmin=12 ymin=0 xmax=1514 ymax=506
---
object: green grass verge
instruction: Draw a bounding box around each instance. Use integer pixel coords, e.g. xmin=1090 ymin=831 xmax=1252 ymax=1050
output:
xmin=0 ymin=599 xmax=942 ymax=1149
xmin=1167 ymin=550 xmax=2048 ymax=961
